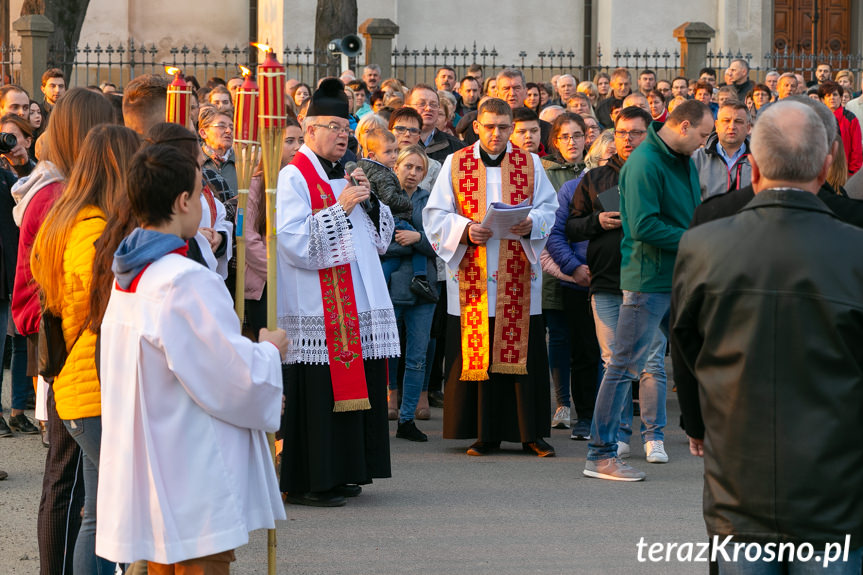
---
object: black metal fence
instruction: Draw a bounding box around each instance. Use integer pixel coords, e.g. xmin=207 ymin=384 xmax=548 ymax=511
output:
xmin=706 ymin=48 xmax=863 ymax=82
xmin=1 ymin=39 xmax=862 ymax=91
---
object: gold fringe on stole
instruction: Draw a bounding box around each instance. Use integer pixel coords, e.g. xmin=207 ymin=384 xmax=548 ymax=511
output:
xmin=489 ymin=363 xmax=529 ymax=375
xmin=333 ymin=398 xmax=372 ymax=412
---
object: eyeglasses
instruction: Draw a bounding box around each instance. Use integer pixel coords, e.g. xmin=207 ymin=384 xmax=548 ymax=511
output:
xmin=614 ymin=129 xmax=647 ymax=139
xmin=412 ymin=100 xmax=439 ymax=110
xmin=557 ymin=133 xmax=584 ymax=142
xmin=477 ymin=122 xmax=513 ymax=132
xmin=210 ymin=123 xmax=234 ymax=131
xmin=313 ymin=123 xmax=352 ymax=135
xmin=393 ymin=125 xmax=421 ymax=135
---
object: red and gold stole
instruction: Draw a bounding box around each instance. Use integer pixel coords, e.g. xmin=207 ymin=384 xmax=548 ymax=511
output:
xmin=451 ymin=146 xmax=534 ymax=381
xmin=292 ymin=152 xmax=370 ymax=411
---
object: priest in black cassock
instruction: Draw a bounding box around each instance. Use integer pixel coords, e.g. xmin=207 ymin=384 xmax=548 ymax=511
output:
xmin=423 ymin=98 xmax=559 ymax=456
xmin=276 ymin=79 xmax=398 ymax=506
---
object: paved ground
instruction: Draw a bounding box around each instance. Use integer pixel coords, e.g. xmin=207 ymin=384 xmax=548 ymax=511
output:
xmin=0 ymin=368 xmax=709 ymax=575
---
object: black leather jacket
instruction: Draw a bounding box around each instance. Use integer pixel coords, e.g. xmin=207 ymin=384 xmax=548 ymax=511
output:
xmin=671 ymin=188 xmax=863 ymax=547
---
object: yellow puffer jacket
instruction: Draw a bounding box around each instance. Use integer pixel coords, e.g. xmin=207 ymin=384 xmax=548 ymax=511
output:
xmin=53 ymin=206 xmax=106 ymax=420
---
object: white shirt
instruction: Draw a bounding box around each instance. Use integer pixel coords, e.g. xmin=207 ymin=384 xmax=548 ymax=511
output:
xmin=96 ymin=254 xmax=285 ymax=564
xmin=194 ymin=193 xmax=233 ymax=279
xmin=422 ymin=142 xmax=558 ymax=316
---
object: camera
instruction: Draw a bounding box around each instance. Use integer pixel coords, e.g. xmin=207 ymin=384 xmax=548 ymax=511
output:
xmin=0 ymin=132 xmax=17 ymax=154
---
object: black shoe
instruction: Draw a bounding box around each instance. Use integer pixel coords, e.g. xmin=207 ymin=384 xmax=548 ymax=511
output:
xmin=284 ymin=490 xmax=347 ymax=507
xmin=409 ymin=276 xmax=439 ymax=303
xmin=0 ymin=417 xmax=12 ymax=438
xmin=428 ymin=390 xmax=445 ymax=408
xmin=523 ymin=439 xmax=556 ymax=457
xmin=0 ymin=469 xmax=7 ymax=480
xmin=7 ymin=413 xmax=39 ymax=435
xmin=466 ymin=440 xmax=500 ymax=456
xmin=396 ymin=419 xmax=428 ymax=442
xmin=334 ymin=484 xmax=362 ymax=498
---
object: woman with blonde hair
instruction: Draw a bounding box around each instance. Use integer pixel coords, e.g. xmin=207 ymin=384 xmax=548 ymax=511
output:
xmin=355 ymin=112 xmax=388 ymax=155
xmin=577 ymin=81 xmax=600 ymax=108
xmin=32 ymin=124 xmax=141 ymax=575
xmin=584 ymin=129 xmax=616 ymax=170
xmin=11 ymin=87 xmax=114 ymax=575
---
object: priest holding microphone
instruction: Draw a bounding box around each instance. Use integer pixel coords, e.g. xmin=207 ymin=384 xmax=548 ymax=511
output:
xmin=276 ymin=79 xmax=398 ymax=507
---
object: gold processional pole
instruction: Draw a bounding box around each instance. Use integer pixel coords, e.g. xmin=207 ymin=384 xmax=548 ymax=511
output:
xmin=255 ymin=42 xmax=286 ymax=575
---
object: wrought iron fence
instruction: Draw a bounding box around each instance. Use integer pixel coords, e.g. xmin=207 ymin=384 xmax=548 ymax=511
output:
xmin=391 ymin=43 xmax=684 ymax=86
xmin=0 ymin=38 xmax=857 ymax=92
xmin=0 ymin=45 xmax=21 ymax=86
xmin=705 ymin=48 xmax=863 ymax=83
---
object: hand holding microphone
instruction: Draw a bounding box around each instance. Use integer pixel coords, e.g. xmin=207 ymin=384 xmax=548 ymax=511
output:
xmin=338 ymin=161 xmax=371 ymax=215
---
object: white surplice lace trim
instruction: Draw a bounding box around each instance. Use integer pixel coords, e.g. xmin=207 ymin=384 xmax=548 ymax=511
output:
xmin=308 ymin=203 xmax=356 ymax=269
xmin=364 ymin=203 xmax=394 ymax=254
xmin=278 ymin=308 xmax=401 ymax=365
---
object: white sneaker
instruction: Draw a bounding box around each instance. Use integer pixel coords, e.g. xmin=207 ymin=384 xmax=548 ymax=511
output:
xmin=645 ymin=440 xmax=668 ymax=463
xmin=551 ymin=406 xmax=571 ymax=429
xmin=617 ymin=441 xmax=631 ymax=459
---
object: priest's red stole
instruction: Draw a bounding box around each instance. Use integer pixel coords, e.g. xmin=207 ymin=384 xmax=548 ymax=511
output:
xmin=292 ymin=152 xmax=370 ymax=411
xmin=451 ymin=146 xmax=534 ymax=380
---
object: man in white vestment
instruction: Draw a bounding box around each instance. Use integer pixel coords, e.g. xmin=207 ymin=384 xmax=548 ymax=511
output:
xmin=423 ymin=97 xmax=558 ymax=457
xmin=276 ymin=78 xmax=398 ymax=507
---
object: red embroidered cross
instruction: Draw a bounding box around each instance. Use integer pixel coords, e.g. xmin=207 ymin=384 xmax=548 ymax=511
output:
xmin=467 ymin=268 xmax=479 ymax=282
xmin=463 ymin=157 xmax=478 ymax=171
xmin=508 ymin=283 xmax=521 ymax=297
xmin=470 ymin=333 xmax=482 ymax=348
xmin=504 ymin=348 xmax=518 ymax=362
xmin=463 ymin=178 xmax=476 ymax=192
xmin=507 ymin=305 xmax=521 ymax=319
xmin=511 ymin=172 xmax=525 ymax=187
xmin=511 ymin=153 xmax=525 ymax=167
xmin=505 ymin=327 xmax=519 ymax=340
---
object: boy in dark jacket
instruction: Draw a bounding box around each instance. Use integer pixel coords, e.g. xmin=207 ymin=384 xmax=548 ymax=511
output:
xmin=360 ymin=129 xmax=436 ymax=301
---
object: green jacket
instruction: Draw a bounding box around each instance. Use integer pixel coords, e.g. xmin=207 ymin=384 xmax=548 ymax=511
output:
xmin=542 ymin=155 xmax=584 ymax=193
xmin=618 ymin=124 xmax=701 ymax=293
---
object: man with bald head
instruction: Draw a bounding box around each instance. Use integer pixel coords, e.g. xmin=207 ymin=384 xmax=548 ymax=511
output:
xmin=672 ymin=99 xmax=863 ymax=572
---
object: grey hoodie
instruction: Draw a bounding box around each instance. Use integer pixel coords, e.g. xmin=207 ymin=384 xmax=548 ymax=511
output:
xmin=11 ymin=161 xmax=63 ymax=226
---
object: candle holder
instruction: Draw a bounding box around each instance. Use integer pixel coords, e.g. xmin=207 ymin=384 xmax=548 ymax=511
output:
xmin=165 ymin=67 xmax=191 ymax=128
xmin=253 ymin=42 xmax=287 ymax=575
xmin=233 ymin=65 xmax=261 ymax=321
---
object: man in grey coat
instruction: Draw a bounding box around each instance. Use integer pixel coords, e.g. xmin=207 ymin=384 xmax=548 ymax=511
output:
xmin=691 ymin=101 xmax=752 ymax=200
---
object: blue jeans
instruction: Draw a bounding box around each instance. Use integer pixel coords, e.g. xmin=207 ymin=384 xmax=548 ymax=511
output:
xmin=587 ymin=291 xmax=669 ymax=461
xmin=543 ymin=308 xmax=571 ymax=408
xmin=591 ymin=291 xmax=667 ymax=445
xmin=62 ymin=416 xmax=115 ymax=575
xmin=390 ymin=303 xmax=436 ymax=422
xmin=718 ymin=546 xmax=863 ymax=574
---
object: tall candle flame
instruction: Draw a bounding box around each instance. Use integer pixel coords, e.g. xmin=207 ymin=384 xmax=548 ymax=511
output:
xmin=239 ymin=65 xmax=252 ymax=78
xmin=251 ymin=43 xmax=272 ymax=53
xmin=165 ymin=66 xmax=181 ymax=76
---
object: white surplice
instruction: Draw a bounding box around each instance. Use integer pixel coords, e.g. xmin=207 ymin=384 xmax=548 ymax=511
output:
xmin=193 ymin=193 xmax=233 ymax=279
xmin=422 ymin=142 xmax=558 ymax=316
xmin=96 ymin=254 xmax=285 ymax=564
xmin=276 ymin=145 xmax=399 ymax=364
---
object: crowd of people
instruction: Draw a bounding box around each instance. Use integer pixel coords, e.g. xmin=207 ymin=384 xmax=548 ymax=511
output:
xmin=0 ymin=55 xmax=860 ymax=573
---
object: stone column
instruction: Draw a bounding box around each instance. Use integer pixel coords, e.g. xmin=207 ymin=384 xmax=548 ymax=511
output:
xmin=358 ymin=18 xmax=399 ymax=79
xmin=673 ymin=22 xmax=716 ymax=78
xmin=13 ymin=15 xmax=54 ymax=99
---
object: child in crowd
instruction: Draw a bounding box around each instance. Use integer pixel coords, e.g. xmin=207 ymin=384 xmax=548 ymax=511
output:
xmin=360 ymin=128 xmax=437 ymax=302
xmin=95 ymin=143 xmax=288 ymax=573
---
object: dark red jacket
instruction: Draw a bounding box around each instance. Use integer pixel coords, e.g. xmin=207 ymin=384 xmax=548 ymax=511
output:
xmin=12 ymin=181 xmax=63 ymax=335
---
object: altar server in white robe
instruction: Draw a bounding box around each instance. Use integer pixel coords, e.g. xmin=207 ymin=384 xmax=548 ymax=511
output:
xmin=96 ymin=144 xmax=288 ymax=571
xmin=423 ymin=97 xmax=558 ymax=457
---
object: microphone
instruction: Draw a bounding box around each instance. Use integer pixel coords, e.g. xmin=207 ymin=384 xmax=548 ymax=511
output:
xmin=344 ymin=161 xmax=378 ymax=213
